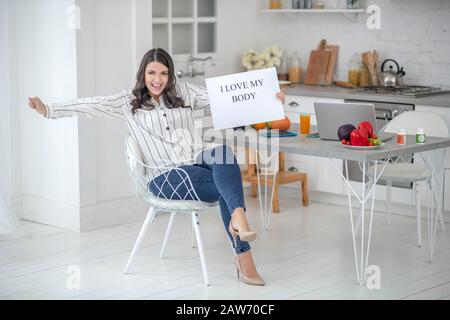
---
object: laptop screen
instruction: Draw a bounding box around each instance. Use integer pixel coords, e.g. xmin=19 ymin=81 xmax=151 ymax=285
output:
xmin=314 ymin=102 xmax=378 ymax=141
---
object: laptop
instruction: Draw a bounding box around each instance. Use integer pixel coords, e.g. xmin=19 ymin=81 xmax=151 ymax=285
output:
xmin=314 ymin=102 xmax=395 ymax=141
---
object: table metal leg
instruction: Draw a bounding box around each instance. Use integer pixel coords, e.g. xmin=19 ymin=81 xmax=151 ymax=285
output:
xmin=420 ymin=149 xmax=446 ymax=262
xmin=255 ymin=150 xmax=278 ymax=231
xmin=354 ymin=175 xmax=375 ymax=237
xmin=330 ymin=158 xmax=390 ymax=285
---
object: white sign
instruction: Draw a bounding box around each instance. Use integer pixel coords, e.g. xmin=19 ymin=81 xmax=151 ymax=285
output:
xmin=205 ymin=68 xmax=285 ymax=130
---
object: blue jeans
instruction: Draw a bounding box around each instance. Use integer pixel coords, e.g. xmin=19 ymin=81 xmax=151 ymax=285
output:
xmin=148 ymin=145 xmax=251 ymax=254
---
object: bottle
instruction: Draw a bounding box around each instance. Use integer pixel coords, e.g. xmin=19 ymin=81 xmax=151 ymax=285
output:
xmin=396 ymin=129 xmax=406 ymax=145
xmin=288 ymin=51 xmax=302 ymax=84
xmin=304 ymin=0 xmax=312 ymax=9
xmin=348 ymin=53 xmax=361 ymax=87
xmin=292 ymin=0 xmax=299 ymax=9
xmin=416 ymin=128 xmax=426 ymax=144
xmin=277 ymin=54 xmax=288 ymax=81
xmin=347 ymin=0 xmax=360 ymax=9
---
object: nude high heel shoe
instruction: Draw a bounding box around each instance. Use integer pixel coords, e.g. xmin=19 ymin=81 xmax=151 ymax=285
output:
xmin=234 ymin=256 xmax=265 ymax=286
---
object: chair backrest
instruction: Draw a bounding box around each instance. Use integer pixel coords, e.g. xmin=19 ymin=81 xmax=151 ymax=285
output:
xmin=382 ymin=111 xmax=449 ymax=138
xmin=125 ymin=134 xmax=154 ymax=200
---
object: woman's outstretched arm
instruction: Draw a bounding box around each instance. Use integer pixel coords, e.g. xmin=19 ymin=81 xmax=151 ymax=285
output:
xmin=28 ymin=90 xmax=133 ymax=120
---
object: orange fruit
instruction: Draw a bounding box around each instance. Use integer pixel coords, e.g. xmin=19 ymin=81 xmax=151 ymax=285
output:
xmin=251 ymin=122 xmax=266 ymax=130
xmin=267 ymin=116 xmax=291 ymax=131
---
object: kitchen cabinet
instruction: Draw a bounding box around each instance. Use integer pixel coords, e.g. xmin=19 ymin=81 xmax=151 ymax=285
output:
xmin=284 ymin=154 xmax=344 ymax=194
xmin=285 ymin=95 xmax=344 ymax=124
xmin=284 ymin=154 xmax=317 ymax=191
xmin=151 ymin=0 xmax=217 ymax=55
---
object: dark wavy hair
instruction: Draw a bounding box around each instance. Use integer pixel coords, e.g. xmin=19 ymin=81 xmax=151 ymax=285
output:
xmin=131 ymin=48 xmax=186 ymax=113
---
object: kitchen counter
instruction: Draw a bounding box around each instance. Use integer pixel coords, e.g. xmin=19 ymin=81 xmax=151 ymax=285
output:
xmin=284 ymin=84 xmax=450 ymax=107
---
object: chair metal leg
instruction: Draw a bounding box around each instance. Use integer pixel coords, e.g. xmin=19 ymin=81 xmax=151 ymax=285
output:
xmin=160 ymin=211 xmax=177 ymax=258
xmin=415 ymin=182 xmax=422 ymax=247
xmin=191 ymin=211 xmax=210 ymax=286
xmin=123 ymin=206 xmax=157 ymax=274
xmin=151 ymin=211 xmax=157 ymax=223
xmin=386 ymin=180 xmax=392 ymax=225
xmin=189 ymin=211 xmax=196 ymax=248
xmin=438 ymin=210 xmax=446 ymax=232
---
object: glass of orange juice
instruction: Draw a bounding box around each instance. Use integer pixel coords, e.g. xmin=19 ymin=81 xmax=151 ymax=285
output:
xmin=300 ymin=113 xmax=311 ymax=135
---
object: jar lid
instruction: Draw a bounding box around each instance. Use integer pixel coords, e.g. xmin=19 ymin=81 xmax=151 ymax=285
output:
xmin=417 ymin=128 xmax=425 ymax=134
xmin=398 ymin=129 xmax=406 ymax=134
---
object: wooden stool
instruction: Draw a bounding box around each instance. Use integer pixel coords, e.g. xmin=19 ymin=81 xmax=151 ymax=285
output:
xmin=241 ymin=148 xmax=309 ymax=213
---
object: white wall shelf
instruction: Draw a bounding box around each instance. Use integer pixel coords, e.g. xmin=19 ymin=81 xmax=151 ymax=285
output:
xmin=261 ymin=9 xmax=365 ymax=14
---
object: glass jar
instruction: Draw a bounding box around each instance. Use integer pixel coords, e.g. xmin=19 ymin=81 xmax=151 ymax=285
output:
xmin=358 ymin=64 xmax=370 ymax=87
xmin=348 ymin=53 xmax=361 ymax=87
xmin=288 ymin=51 xmax=302 ymax=84
xmin=277 ymin=54 xmax=288 ymax=81
xmin=269 ymin=0 xmax=282 ymax=9
xmin=314 ymin=1 xmax=325 ymax=9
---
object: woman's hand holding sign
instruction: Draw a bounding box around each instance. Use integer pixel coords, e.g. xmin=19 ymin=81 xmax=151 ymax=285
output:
xmin=276 ymin=91 xmax=285 ymax=105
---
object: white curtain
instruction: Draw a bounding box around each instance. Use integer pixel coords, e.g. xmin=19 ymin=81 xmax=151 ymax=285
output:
xmin=0 ymin=0 xmax=27 ymax=240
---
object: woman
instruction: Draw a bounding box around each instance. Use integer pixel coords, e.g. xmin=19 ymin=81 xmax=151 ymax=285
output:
xmin=28 ymin=48 xmax=285 ymax=286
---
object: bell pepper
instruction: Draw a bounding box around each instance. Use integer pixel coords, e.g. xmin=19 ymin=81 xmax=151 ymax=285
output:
xmin=358 ymin=121 xmax=374 ymax=138
xmin=350 ymin=128 xmax=369 ymax=146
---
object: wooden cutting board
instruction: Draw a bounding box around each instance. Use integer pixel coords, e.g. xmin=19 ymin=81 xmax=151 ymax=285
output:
xmin=323 ymin=44 xmax=339 ymax=85
xmin=304 ymin=39 xmax=331 ymax=85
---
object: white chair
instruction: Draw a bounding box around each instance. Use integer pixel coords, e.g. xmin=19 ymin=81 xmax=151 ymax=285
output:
xmin=122 ymin=134 xmax=219 ymax=286
xmin=367 ymin=111 xmax=448 ymax=247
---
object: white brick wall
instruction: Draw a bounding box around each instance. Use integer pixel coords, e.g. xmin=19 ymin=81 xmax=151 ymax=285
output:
xmin=218 ymin=0 xmax=450 ymax=87
xmin=288 ymin=0 xmax=450 ymax=86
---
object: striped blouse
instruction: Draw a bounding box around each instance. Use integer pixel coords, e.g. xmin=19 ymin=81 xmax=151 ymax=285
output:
xmin=45 ymin=81 xmax=215 ymax=172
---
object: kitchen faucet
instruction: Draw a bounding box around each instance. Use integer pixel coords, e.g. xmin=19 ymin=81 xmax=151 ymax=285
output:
xmin=176 ymin=54 xmax=215 ymax=78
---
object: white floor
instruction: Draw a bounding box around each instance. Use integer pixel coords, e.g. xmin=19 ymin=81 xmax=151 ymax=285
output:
xmin=1 ymin=196 xmax=450 ymax=300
